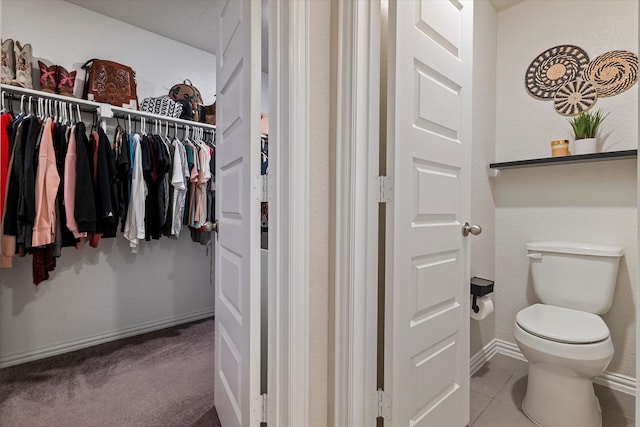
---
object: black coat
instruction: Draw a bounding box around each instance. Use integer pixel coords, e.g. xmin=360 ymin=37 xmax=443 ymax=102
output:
xmin=74 ymin=123 xmax=96 ymax=234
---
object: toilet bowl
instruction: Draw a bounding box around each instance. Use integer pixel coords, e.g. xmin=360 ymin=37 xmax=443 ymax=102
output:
xmin=514 ymin=242 xmax=623 ymax=427
xmin=514 ymin=304 xmax=613 ymax=427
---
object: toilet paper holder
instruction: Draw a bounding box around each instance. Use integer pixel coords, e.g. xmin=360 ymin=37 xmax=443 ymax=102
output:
xmin=470 ymin=277 xmax=494 ymax=313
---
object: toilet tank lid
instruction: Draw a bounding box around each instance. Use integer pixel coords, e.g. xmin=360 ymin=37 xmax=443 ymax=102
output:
xmin=526 ymin=241 xmax=623 ymax=257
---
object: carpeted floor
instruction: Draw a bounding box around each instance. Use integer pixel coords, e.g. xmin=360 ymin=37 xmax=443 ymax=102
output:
xmin=0 ymin=318 xmax=221 ymax=427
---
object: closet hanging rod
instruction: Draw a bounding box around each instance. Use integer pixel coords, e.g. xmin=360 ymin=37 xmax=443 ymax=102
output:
xmin=118 ymin=114 xmax=215 ymax=134
xmin=105 ymin=104 xmax=216 ymax=131
xmin=0 ymin=83 xmax=101 ymax=110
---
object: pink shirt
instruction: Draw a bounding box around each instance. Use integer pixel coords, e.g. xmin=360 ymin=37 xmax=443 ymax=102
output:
xmin=64 ymin=125 xmax=86 ymax=240
xmin=32 ymin=119 xmax=61 ymax=247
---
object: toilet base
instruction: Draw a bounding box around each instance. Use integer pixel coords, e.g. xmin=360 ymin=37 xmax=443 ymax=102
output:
xmin=522 ymin=362 xmax=602 ymax=427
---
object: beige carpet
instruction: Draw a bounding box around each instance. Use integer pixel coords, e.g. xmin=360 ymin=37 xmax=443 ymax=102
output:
xmin=0 ymin=318 xmax=220 ymax=427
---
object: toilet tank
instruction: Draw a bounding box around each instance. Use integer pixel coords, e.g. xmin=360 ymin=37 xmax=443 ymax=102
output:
xmin=527 ymin=241 xmax=623 ymax=315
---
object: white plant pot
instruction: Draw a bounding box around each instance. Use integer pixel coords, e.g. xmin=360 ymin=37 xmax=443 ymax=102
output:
xmin=573 ymin=138 xmax=598 ymax=155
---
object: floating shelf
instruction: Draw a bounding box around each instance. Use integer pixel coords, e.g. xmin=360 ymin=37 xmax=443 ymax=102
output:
xmin=489 ymin=149 xmax=637 ymax=170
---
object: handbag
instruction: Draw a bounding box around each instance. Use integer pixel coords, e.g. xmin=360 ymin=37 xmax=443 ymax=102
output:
xmin=141 ymin=95 xmax=183 ymax=118
xmin=82 ymin=59 xmax=139 ymax=109
xmin=204 ymin=102 xmax=216 ymax=125
xmin=168 ymin=79 xmax=204 ymax=122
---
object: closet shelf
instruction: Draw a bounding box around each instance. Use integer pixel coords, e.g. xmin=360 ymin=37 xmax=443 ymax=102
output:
xmin=1 ymin=83 xmax=100 ymax=110
xmin=489 ymin=149 xmax=637 ymax=170
xmin=103 ymin=104 xmax=216 ymax=131
xmin=1 ymin=84 xmax=216 ymax=131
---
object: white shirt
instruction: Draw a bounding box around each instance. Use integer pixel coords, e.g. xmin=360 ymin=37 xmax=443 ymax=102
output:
xmin=123 ymin=133 xmax=147 ymax=253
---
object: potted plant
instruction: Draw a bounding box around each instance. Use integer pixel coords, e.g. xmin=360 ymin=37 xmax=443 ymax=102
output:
xmin=568 ymin=109 xmax=608 ymax=155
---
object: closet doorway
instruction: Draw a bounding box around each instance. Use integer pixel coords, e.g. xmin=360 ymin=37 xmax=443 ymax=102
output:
xmin=0 ymin=0 xmax=275 ymax=426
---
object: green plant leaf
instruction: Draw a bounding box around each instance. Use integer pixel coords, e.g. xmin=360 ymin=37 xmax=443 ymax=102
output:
xmin=567 ymin=109 xmax=608 ymax=139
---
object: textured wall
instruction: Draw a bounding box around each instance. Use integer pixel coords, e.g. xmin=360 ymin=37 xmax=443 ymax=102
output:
xmin=470 ymin=0 xmax=498 ymax=357
xmin=495 ymin=0 xmax=638 ymax=377
xmin=2 ymin=0 xmax=217 ymax=104
xmin=0 ymin=0 xmax=216 ymax=364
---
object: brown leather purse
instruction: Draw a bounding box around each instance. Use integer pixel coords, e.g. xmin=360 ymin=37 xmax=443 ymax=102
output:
xmin=168 ymin=79 xmax=204 ymax=121
xmin=82 ymin=59 xmax=139 ymax=109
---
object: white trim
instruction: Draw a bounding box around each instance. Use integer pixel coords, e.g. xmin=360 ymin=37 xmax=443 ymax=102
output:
xmin=469 ymin=339 xmax=498 ymax=376
xmin=491 ymin=339 xmax=636 ymax=396
xmin=267 ymin=0 xmax=310 ymax=425
xmin=0 ymin=309 xmax=214 ymax=368
xmin=333 ymin=0 xmax=381 ymax=425
xmin=636 ymin=107 xmax=640 ymax=427
xmin=595 ymin=372 xmax=637 ymax=396
xmin=494 ymin=339 xmax=527 ymax=362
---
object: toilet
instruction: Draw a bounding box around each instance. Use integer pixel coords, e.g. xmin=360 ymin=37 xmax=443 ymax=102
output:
xmin=513 ymin=241 xmax=623 ymax=427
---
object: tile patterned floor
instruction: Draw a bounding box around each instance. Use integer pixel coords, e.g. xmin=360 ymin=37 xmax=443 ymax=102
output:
xmin=469 ymin=354 xmax=635 ymax=427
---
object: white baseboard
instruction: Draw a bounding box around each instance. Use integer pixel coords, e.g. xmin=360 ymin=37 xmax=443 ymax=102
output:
xmin=470 ymin=338 xmax=636 ymax=397
xmin=469 ymin=339 xmax=497 ymax=376
xmin=0 ymin=308 xmax=215 ymax=369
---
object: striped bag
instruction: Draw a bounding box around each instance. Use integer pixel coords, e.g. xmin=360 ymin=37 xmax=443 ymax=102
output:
xmin=140 ymin=95 xmax=183 ymax=118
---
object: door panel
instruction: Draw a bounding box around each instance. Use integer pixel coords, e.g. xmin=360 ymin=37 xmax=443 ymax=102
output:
xmin=387 ymin=1 xmax=472 ymax=426
xmin=215 ymin=1 xmax=262 ymax=426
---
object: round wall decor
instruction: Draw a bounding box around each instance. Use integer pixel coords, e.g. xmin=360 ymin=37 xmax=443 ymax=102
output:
xmin=553 ymin=79 xmax=598 ymax=116
xmin=525 ymin=45 xmax=590 ymax=100
xmin=582 ymin=50 xmax=638 ymax=97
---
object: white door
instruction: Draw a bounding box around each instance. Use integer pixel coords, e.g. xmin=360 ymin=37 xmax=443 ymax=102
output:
xmin=386 ymin=1 xmax=473 ymax=426
xmin=214 ymin=1 xmax=262 ymax=426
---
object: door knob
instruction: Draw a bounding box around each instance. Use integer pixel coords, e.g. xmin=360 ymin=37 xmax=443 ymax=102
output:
xmin=203 ymin=220 xmax=219 ymax=240
xmin=462 ymin=222 xmax=482 ymax=236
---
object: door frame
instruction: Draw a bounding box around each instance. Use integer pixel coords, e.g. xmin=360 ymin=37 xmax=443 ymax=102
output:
xmin=332 ymin=0 xmax=381 ymax=424
xmin=267 ymin=0 xmax=310 ymax=425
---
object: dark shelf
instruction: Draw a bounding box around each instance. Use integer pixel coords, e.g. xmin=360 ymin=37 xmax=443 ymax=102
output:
xmin=489 ymin=149 xmax=637 ymax=170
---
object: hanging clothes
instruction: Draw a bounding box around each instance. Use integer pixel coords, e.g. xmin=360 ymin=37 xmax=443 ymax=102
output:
xmin=1 ymin=112 xmax=11 ymax=218
xmin=32 ymin=117 xmax=59 ymax=247
xmin=17 ymin=116 xmax=41 ymax=254
xmin=64 ymin=124 xmax=85 ymax=243
xmin=123 ymin=133 xmax=146 ymax=253
xmin=170 ymin=136 xmax=189 ymax=237
xmin=73 ymin=122 xmax=97 ymax=237
xmin=0 ymin=112 xmax=22 ymax=268
xmin=113 ymin=126 xmax=131 ymax=233
xmin=1 ymin=91 xmax=217 ymax=275
xmin=52 ymin=121 xmax=76 ymax=253
xmin=91 ymin=127 xmax=118 ymax=241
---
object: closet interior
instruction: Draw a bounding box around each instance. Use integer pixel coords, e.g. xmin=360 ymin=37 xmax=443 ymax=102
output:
xmin=0 ymin=0 xmax=268 ymax=380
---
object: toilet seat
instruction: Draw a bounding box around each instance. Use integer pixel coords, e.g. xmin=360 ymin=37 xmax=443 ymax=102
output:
xmin=516 ymin=304 xmax=610 ymax=344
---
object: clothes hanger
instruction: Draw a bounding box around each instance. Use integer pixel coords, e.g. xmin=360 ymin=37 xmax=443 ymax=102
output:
xmin=127 ymin=114 xmax=132 ymax=134
xmin=61 ymin=102 xmax=66 ymax=124
xmin=76 ymin=104 xmax=81 ymax=124
xmin=1 ymin=92 xmax=6 ymax=113
xmin=20 ymin=95 xmax=25 ymax=116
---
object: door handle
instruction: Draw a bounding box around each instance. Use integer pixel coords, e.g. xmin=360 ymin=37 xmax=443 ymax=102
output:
xmin=462 ymin=222 xmax=482 ymax=236
xmin=204 ymin=220 xmax=219 ymax=240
